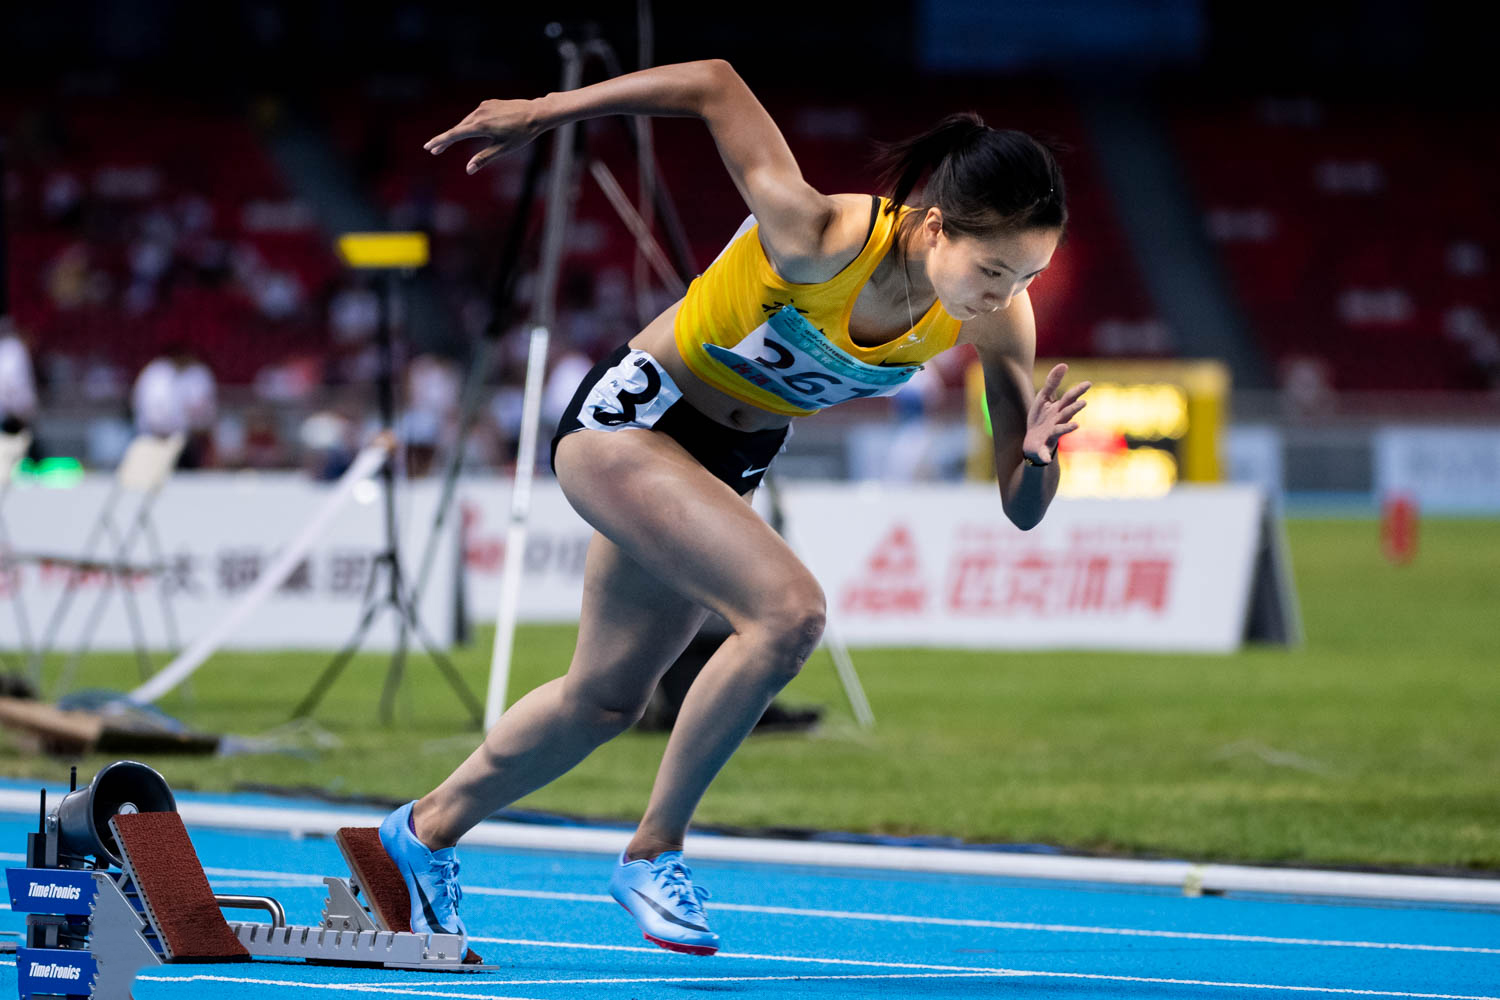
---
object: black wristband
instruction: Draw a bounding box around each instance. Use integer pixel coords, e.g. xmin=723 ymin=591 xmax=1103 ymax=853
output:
xmin=1024 ymin=453 xmax=1049 ymax=468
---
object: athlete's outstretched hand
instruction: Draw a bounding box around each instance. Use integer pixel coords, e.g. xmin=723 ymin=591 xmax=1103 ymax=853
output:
xmin=1022 ymin=363 xmax=1090 ymax=466
xmin=425 ymin=100 xmax=544 ymax=174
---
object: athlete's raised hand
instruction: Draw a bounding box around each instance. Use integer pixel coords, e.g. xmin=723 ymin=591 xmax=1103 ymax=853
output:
xmin=425 ymin=100 xmax=544 ymax=174
xmin=1022 ymin=363 xmax=1090 ymax=466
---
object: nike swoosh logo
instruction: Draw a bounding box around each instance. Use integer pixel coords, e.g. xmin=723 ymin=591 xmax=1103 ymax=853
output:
xmin=741 ymin=465 xmax=770 ymax=478
xmin=408 ymin=863 xmax=457 ymax=935
xmin=630 ymin=887 xmax=710 ymax=932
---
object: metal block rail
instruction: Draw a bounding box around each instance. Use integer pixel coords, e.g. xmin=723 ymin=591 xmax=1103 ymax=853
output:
xmin=6 ymin=761 xmax=488 ymax=1000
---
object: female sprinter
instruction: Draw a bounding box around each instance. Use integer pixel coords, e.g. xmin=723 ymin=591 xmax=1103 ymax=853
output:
xmin=379 ymin=58 xmax=1090 ymax=957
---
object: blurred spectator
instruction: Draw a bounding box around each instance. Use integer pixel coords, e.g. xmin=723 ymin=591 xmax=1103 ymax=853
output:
xmin=253 ymin=353 xmax=324 ymax=402
xmin=215 ymin=404 xmax=289 ymax=470
xmin=329 ymin=277 xmax=382 ymax=345
xmin=401 ymin=353 xmax=462 ymax=476
xmin=1280 ymin=355 xmax=1336 ymax=416
xmin=41 ymin=171 xmax=83 ymax=226
xmin=46 ymin=243 xmax=111 ymax=310
xmin=299 ymin=390 xmax=365 ymax=481
xmin=488 ymin=383 xmax=526 ymax=471
xmin=0 ymin=319 xmax=40 ymax=446
xmin=249 ymin=269 xmax=305 ymax=323
xmin=542 ymin=347 xmax=595 ymax=434
xmin=78 ymin=354 xmax=128 ymax=402
xmin=131 ymin=345 xmax=218 ymax=468
xmin=85 ymin=407 xmax=135 ymax=470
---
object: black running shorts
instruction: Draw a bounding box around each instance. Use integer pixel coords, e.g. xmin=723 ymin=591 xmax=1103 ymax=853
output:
xmin=550 ymin=343 xmax=790 ymax=494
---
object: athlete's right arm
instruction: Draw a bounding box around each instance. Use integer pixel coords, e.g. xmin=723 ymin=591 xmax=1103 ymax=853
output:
xmin=424 ymin=59 xmax=835 ymax=267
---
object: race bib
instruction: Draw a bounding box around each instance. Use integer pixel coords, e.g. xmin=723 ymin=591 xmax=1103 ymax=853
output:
xmin=577 ymin=350 xmax=680 ymax=432
xmin=703 ymin=306 xmax=921 ymax=411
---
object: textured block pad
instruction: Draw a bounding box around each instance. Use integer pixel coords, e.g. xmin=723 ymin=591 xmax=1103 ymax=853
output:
xmin=110 ymin=812 xmax=250 ymax=962
xmin=336 ymin=826 xmax=482 ymax=964
xmin=336 ymin=827 xmax=410 ymax=932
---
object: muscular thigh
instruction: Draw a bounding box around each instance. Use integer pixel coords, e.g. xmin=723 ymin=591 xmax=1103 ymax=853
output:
xmin=553 ymin=427 xmax=822 ymax=629
xmin=563 ymin=530 xmax=709 ymax=711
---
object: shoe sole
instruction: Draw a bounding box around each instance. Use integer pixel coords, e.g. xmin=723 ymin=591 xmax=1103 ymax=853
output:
xmin=643 ymin=933 xmax=718 ymax=956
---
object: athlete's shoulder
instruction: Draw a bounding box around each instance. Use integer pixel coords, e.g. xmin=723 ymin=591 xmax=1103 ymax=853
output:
xmin=768 ymin=193 xmax=883 ymax=284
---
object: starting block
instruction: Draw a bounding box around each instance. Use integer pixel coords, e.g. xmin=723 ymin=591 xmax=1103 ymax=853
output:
xmin=6 ymin=761 xmax=489 ymax=1000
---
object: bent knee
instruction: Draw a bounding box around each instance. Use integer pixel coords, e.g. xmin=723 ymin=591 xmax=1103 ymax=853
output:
xmin=559 ymin=678 xmax=650 ymax=736
xmin=754 ymin=582 xmax=827 ymax=668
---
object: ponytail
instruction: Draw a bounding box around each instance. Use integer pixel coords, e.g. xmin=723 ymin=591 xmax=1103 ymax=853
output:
xmin=872 ymin=111 xmax=1067 ymax=241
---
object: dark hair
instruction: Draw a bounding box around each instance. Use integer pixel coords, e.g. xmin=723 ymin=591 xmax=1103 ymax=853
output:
xmin=872 ymin=112 xmax=1067 ymax=244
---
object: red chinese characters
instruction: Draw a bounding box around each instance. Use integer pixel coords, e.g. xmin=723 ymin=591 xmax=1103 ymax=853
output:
xmin=945 ymin=524 xmax=1178 ymax=617
xmin=839 ymin=524 xmax=928 ymax=615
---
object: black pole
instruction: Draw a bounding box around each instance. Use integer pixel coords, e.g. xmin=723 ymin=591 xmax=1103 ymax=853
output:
xmin=375 ymin=271 xmax=401 ymax=609
xmin=0 ymin=136 xmax=9 ymax=317
xmin=292 ymin=262 xmax=482 ymax=727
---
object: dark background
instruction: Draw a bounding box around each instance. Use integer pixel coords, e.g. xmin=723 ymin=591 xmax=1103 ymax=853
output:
xmin=0 ymin=2 xmax=1482 ymax=99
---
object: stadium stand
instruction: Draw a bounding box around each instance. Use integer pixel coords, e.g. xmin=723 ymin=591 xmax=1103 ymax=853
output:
xmin=1168 ymin=92 xmax=1498 ymax=391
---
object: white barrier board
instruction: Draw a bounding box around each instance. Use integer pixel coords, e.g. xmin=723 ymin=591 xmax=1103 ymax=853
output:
xmin=1 ymin=476 xmax=1275 ymax=653
xmin=455 ymin=479 xmax=1276 ymax=653
xmin=1373 ymin=426 xmax=1500 ymax=513
xmin=0 ymin=473 xmax=455 ymax=651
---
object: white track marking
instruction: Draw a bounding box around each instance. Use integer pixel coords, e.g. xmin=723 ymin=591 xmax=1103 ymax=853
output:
xmin=470 ymin=935 xmax=1000 ymax=972
xmin=124 ymin=958 xmax=1500 ymax=1000
xmin=181 ymin=864 xmax=1499 ymax=957
xmin=459 ymin=886 xmax=1499 ymax=956
xmin=7 ymin=955 xmax=1498 ymax=999
xmin=470 ymin=973 xmax=1007 ymax=986
xmin=7 ymin=793 xmax=1500 ymax=906
xmin=476 ymin=937 xmax=1500 ymax=997
xmin=132 ymin=976 xmax=543 ymax=1000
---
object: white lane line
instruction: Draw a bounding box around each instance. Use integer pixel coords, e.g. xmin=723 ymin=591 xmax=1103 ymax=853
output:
xmin=470 ymin=935 xmax=1002 ymax=973
xmin=476 ymin=936 xmax=1500 ymax=999
xmin=133 ymin=976 xmax=544 ymax=1000
xmin=461 ymin=886 xmax=1500 ymax=956
xmin=134 ymin=950 xmax=1500 ymax=1000
xmin=706 ymin=901 xmax=1500 ymax=957
xmin=468 ymin=973 xmax=1006 ymax=986
xmin=185 ymin=864 xmax=1500 ymax=957
xmin=10 ymin=857 xmax=1492 ymax=958
xmin=12 ymin=953 xmax=1499 ymax=1000
xmin=992 ymin=971 xmax=1500 ymax=999
xmin=7 ymin=792 xmax=1499 ymax=906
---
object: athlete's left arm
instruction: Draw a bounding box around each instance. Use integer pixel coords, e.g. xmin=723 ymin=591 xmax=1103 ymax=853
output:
xmin=961 ymin=293 xmax=1090 ymax=531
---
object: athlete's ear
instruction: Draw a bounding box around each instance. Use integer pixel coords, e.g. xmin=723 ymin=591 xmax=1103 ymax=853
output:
xmin=922 ymin=207 xmax=945 ymax=246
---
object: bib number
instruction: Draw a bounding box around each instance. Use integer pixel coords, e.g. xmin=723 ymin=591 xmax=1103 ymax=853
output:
xmin=704 ymin=306 xmax=920 ymax=410
xmin=579 ymin=351 xmax=679 ymax=432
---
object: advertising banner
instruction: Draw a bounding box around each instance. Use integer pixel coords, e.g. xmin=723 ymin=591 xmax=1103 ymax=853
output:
xmin=0 ymin=473 xmax=455 ymax=652
xmin=457 ymin=480 xmax=1287 ymax=653
xmin=1373 ymin=427 xmax=1500 ymax=513
xmin=1 ymin=475 xmax=1287 ymax=654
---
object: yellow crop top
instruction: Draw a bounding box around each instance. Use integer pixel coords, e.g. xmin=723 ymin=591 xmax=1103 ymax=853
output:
xmin=673 ymin=196 xmax=962 ymax=416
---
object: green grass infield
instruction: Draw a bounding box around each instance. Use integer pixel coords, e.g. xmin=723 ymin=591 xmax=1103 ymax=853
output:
xmin=3 ymin=517 xmax=1497 ymax=874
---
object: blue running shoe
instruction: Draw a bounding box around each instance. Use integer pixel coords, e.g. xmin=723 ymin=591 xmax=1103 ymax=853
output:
xmin=608 ymin=850 xmax=719 ymax=955
xmin=379 ymin=801 xmax=467 ymax=949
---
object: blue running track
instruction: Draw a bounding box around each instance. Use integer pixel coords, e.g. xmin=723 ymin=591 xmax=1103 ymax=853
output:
xmin=3 ymin=790 xmax=1497 ymax=999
